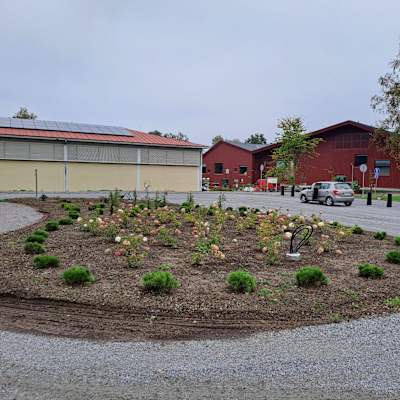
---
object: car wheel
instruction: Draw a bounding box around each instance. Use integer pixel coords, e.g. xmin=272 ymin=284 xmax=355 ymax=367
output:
xmin=325 ymin=196 xmax=334 ymax=206
xmin=300 ymin=194 xmax=308 ymax=203
xmin=344 ymin=202 xmax=352 ymax=206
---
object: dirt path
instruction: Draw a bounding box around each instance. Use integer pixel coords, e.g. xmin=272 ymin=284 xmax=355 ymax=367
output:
xmin=0 ymin=201 xmax=42 ymax=233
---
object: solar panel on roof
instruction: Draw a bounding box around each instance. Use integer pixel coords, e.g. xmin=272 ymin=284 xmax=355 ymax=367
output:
xmin=0 ymin=117 xmax=131 ymax=136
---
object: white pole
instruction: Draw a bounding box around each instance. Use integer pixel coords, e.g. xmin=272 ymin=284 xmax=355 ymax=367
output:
xmin=362 ymin=172 xmax=365 ymax=195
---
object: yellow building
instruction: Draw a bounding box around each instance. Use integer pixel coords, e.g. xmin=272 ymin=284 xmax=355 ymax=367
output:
xmin=0 ymin=118 xmax=205 ymax=192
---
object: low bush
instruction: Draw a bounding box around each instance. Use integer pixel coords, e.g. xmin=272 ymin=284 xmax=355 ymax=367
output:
xmin=34 ymin=229 xmax=49 ymax=238
xmin=295 ymin=266 xmax=329 ymax=287
xmin=157 ymin=228 xmax=178 ymax=248
xmin=68 ymin=210 xmax=80 ymax=220
xmin=45 ymin=220 xmax=59 ymax=231
xmin=358 ymin=263 xmax=384 ymax=279
xmin=25 ymin=234 xmax=45 ymax=244
xmin=395 ymin=236 xmax=400 ymax=246
xmin=33 ymin=255 xmax=60 ymax=269
xmin=373 ymin=231 xmax=387 ymax=240
xmin=59 ymin=218 xmax=73 ymax=225
xmin=62 ymin=203 xmax=80 ymax=212
xmin=227 ymin=270 xmax=256 ymax=293
xmin=386 ymin=251 xmax=400 ymax=264
xmin=141 ymin=270 xmax=180 ymax=293
xmin=62 ymin=266 xmax=95 ymax=284
xmin=24 ymin=242 xmax=46 ymax=254
xmin=385 ymin=297 xmax=400 ymax=308
xmin=351 ymin=225 xmax=363 ymax=234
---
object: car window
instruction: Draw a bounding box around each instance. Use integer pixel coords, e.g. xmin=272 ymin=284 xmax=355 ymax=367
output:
xmin=321 ymin=183 xmax=330 ymax=189
xmin=313 ymin=183 xmax=322 ymax=189
xmin=334 ymin=183 xmax=351 ymax=190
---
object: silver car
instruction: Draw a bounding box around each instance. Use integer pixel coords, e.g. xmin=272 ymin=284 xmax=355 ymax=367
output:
xmin=300 ymin=181 xmax=354 ymax=206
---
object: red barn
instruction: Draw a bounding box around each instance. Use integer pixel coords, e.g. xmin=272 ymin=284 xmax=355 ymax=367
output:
xmin=204 ymin=121 xmax=400 ymax=190
xmin=202 ymin=141 xmax=264 ymax=189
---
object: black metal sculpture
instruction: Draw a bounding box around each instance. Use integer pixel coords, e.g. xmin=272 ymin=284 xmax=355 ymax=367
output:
xmin=288 ymin=224 xmax=313 ymax=259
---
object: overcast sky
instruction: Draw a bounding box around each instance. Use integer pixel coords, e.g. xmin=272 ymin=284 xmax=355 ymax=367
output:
xmin=0 ymin=0 xmax=399 ymax=145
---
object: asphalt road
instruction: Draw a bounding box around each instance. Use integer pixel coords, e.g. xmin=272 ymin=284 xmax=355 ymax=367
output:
xmin=1 ymin=190 xmax=399 ymax=235
xmin=1 ymin=314 xmax=400 ymax=399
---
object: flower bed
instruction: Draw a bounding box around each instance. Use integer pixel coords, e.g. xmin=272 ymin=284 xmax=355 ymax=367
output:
xmin=0 ymin=196 xmax=399 ymax=341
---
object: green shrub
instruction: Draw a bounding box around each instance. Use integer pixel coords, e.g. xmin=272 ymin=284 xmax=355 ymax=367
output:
xmin=62 ymin=266 xmax=95 ymax=284
xmin=59 ymin=217 xmax=73 ymax=225
xmin=395 ymin=236 xmax=400 ymax=246
xmin=258 ymin=288 xmax=272 ymax=298
xmin=24 ymin=242 xmax=46 ymax=254
xmin=295 ymin=266 xmax=329 ymax=287
xmin=385 ymin=297 xmax=400 ymax=308
xmin=68 ymin=210 xmax=80 ymax=220
xmin=33 ymin=255 xmax=60 ymax=269
xmin=62 ymin=203 xmax=80 ymax=212
xmin=25 ymin=234 xmax=45 ymax=244
xmin=227 ymin=270 xmax=256 ymax=293
xmin=141 ymin=270 xmax=180 ymax=293
xmin=191 ymin=252 xmax=204 ymax=266
xmin=45 ymin=220 xmax=59 ymax=231
xmin=386 ymin=251 xmax=400 ymax=264
xmin=351 ymin=225 xmax=363 ymax=234
xmin=157 ymin=228 xmax=178 ymax=248
xmin=358 ymin=263 xmax=384 ymax=279
xmin=34 ymin=229 xmax=49 ymax=238
xmin=207 ymin=207 xmax=215 ymax=216
xmin=373 ymin=231 xmax=387 ymax=240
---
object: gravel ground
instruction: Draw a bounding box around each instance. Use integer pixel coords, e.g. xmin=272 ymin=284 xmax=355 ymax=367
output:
xmin=0 ymin=202 xmax=42 ymax=233
xmin=1 ymin=190 xmax=399 ymax=235
xmin=1 ymin=313 xmax=400 ymax=399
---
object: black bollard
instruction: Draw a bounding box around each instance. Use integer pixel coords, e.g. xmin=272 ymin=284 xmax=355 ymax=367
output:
xmin=367 ymin=191 xmax=372 ymax=206
xmin=281 ymin=185 xmax=285 ymax=196
xmin=387 ymin=193 xmax=392 ymax=208
xmin=291 ymin=185 xmax=295 ymax=197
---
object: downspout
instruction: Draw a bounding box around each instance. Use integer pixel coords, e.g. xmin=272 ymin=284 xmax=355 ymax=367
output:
xmin=136 ymin=148 xmax=141 ymax=190
xmin=63 ymin=140 xmax=69 ymax=192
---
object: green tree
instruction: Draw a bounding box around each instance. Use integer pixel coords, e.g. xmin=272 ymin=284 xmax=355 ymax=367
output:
xmin=245 ymin=133 xmax=267 ymax=144
xmin=13 ymin=107 xmax=37 ymax=119
xmin=212 ymin=135 xmax=223 ymax=144
xmin=148 ymin=130 xmax=189 ymax=142
xmin=371 ymin=45 xmax=400 ymax=167
xmin=269 ymin=117 xmax=322 ymax=184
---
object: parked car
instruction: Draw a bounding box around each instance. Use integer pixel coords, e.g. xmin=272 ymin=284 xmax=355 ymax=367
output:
xmin=299 ymin=181 xmax=354 ymax=206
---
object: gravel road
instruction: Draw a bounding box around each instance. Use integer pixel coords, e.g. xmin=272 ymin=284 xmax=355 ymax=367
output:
xmin=1 ymin=190 xmax=399 ymax=235
xmin=1 ymin=313 xmax=400 ymax=399
xmin=0 ymin=201 xmax=42 ymax=233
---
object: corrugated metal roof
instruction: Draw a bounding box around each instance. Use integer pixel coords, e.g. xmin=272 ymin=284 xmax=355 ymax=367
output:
xmin=226 ymin=140 xmax=266 ymax=151
xmin=0 ymin=126 xmax=205 ymax=148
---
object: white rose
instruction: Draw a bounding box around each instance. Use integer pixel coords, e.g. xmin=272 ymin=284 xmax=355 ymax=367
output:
xmin=89 ymin=219 xmax=94 ymax=223
xmin=77 ymin=217 xmax=83 ymax=222
xmin=143 ymin=237 xmax=148 ymax=242
xmin=317 ymin=222 xmax=325 ymax=228
xmin=115 ymin=236 xmax=122 ymax=243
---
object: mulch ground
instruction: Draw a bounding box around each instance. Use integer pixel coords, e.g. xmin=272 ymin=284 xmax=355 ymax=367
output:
xmin=0 ymin=198 xmax=399 ymax=342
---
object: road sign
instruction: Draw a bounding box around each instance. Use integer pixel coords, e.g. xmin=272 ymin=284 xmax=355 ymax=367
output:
xmin=260 ymin=164 xmax=265 ymax=171
xmin=374 ymin=167 xmax=380 ymax=179
xmin=359 ymin=164 xmax=367 ymax=173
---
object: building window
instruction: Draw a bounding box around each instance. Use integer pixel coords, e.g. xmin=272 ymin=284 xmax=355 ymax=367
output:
xmin=214 ymin=163 xmax=223 ymax=174
xmin=202 ymin=164 xmax=207 ymax=173
xmin=336 ymin=133 xmax=369 ymax=149
xmin=354 ymin=155 xmax=368 ymax=166
xmin=222 ymin=179 xmax=229 ymax=188
xmin=239 ymin=166 xmax=248 ymax=174
xmin=375 ymin=160 xmax=391 ymax=176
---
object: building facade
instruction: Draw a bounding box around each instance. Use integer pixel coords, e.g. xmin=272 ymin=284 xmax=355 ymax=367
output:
xmin=202 ymin=141 xmax=264 ymax=189
xmin=0 ymin=118 xmax=205 ymax=192
xmin=204 ymin=121 xmax=400 ymax=190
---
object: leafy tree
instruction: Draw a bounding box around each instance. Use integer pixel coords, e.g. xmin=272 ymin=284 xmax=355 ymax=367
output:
xmin=148 ymin=130 xmax=189 ymax=142
xmin=245 ymin=133 xmax=267 ymax=144
xmin=212 ymin=135 xmax=224 ymax=144
xmin=13 ymin=107 xmax=37 ymax=119
xmin=268 ymin=117 xmax=322 ymax=184
xmin=371 ymin=45 xmax=400 ymax=167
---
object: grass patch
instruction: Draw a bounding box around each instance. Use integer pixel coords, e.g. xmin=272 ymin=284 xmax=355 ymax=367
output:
xmin=385 ymin=297 xmax=400 ymax=308
xmin=295 ymin=266 xmax=329 ymax=287
xmin=59 ymin=217 xmax=73 ymax=225
xmin=45 ymin=221 xmax=59 ymax=232
xmin=141 ymin=270 xmax=180 ymax=293
xmin=33 ymin=229 xmax=48 ymax=239
xmin=386 ymin=251 xmax=400 ymax=264
xmin=358 ymin=263 xmax=384 ymax=279
xmin=24 ymin=242 xmax=46 ymax=254
xmin=25 ymin=234 xmax=45 ymax=244
xmin=33 ymin=255 xmax=60 ymax=269
xmin=351 ymin=225 xmax=363 ymax=234
xmin=227 ymin=270 xmax=256 ymax=293
xmin=62 ymin=266 xmax=95 ymax=284
xmin=373 ymin=231 xmax=387 ymax=240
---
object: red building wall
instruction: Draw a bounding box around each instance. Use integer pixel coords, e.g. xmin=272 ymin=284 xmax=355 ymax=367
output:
xmin=202 ymin=141 xmax=255 ymax=189
xmin=295 ymin=125 xmax=400 ymax=189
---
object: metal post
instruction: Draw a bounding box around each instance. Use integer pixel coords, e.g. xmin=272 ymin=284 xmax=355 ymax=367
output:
xmin=281 ymin=185 xmax=285 ymax=196
xmin=34 ymin=169 xmax=38 ymax=199
xmin=367 ymin=191 xmax=372 ymax=206
xmin=387 ymin=193 xmax=392 ymax=208
xmin=291 ymin=185 xmax=295 ymax=197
